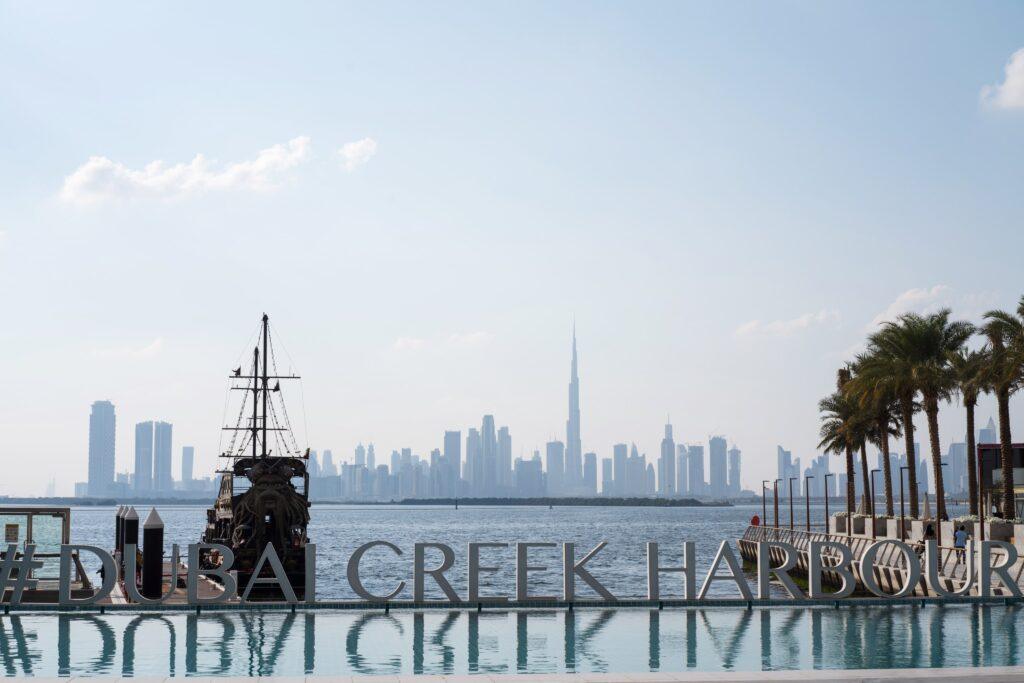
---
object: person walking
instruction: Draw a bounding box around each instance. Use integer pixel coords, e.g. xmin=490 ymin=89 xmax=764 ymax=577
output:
xmin=953 ymin=524 xmax=969 ymax=565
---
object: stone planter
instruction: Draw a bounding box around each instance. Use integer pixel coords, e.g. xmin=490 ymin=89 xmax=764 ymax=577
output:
xmin=852 ymin=516 xmax=867 ymax=535
xmin=886 ymin=518 xmax=906 ymax=539
xmin=870 ymin=518 xmax=889 ymax=537
xmin=985 ymin=520 xmax=1014 ymax=542
xmin=832 ymin=517 xmax=847 ymax=535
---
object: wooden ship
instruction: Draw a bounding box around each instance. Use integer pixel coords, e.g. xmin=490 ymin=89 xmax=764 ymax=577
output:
xmin=201 ymin=313 xmax=311 ymax=600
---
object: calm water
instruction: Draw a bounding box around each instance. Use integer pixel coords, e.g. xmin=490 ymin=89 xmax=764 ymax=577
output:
xmin=1 ymin=605 xmax=1022 ymax=676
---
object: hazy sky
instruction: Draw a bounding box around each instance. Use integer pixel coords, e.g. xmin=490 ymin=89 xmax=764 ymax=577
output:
xmin=3 ymin=2 xmax=1024 ymax=495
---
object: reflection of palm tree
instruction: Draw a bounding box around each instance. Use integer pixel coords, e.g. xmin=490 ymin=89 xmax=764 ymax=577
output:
xmin=698 ymin=608 xmax=753 ymax=669
xmin=573 ymin=610 xmax=613 ymax=671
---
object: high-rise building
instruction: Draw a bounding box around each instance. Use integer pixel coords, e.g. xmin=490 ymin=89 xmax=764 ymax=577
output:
xmin=481 ymin=415 xmax=497 ymax=494
xmin=583 ymin=452 xmax=597 ymax=493
xmin=322 ymin=450 xmax=337 ymax=477
xmin=675 ymin=444 xmax=688 ymax=496
xmin=546 ymin=441 xmax=565 ymax=495
xmin=181 ymin=446 xmax=194 ymax=483
xmin=87 ymin=400 xmax=116 ymax=497
xmin=565 ymin=325 xmax=583 ymax=491
xmin=979 ymin=417 xmax=997 ymax=445
xmin=153 ymin=421 xmax=173 ymax=493
xmin=355 ymin=443 xmax=366 ymax=467
xmin=709 ymin=436 xmax=727 ymax=496
xmin=443 ymin=430 xmax=461 ymax=497
xmin=134 ymin=421 xmax=154 ymax=493
xmin=498 ymin=426 xmax=512 ymax=491
xmin=466 ymin=428 xmax=482 ymax=492
xmin=727 ymin=444 xmax=741 ymax=495
xmin=777 ymin=446 xmax=800 ymax=485
xmin=658 ymin=422 xmax=676 ymax=496
xmin=612 ymin=443 xmax=628 ymax=495
xmin=687 ymin=444 xmax=705 ymax=495
xmin=367 ymin=443 xmax=376 ymax=471
xmin=601 ymin=458 xmax=613 ymax=495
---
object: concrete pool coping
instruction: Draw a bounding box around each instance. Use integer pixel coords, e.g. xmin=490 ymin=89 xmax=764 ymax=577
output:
xmin=17 ymin=667 xmax=1024 ymax=681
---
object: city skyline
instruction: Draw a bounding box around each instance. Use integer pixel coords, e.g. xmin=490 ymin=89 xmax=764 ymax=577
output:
xmin=4 ymin=4 xmax=1024 ymax=495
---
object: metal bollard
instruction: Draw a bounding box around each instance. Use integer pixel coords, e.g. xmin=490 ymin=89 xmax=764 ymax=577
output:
xmin=142 ymin=508 xmax=164 ymax=599
xmin=115 ymin=505 xmax=125 ymax=556
xmin=123 ymin=507 xmax=139 ymax=586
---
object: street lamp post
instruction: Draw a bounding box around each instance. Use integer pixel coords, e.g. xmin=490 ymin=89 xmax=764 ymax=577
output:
xmin=900 ymin=466 xmax=910 ymax=543
xmin=870 ymin=468 xmax=880 ymax=540
xmin=773 ymin=479 xmax=781 ymax=531
xmin=761 ymin=480 xmax=770 ymax=528
xmin=789 ymin=477 xmax=797 ymax=531
xmin=824 ymin=473 xmax=834 ymax=535
xmin=805 ymin=475 xmax=814 ymax=533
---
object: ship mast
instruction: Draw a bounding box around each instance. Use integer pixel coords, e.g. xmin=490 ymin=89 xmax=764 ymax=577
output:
xmin=222 ymin=313 xmax=302 ymax=464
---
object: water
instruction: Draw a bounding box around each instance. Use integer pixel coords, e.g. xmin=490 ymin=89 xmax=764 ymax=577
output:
xmin=1 ymin=604 xmax=1022 ymax=676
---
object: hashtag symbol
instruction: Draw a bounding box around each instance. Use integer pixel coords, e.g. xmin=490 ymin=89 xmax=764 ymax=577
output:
xmin=1 ymin=543 xmax=43 ymax=604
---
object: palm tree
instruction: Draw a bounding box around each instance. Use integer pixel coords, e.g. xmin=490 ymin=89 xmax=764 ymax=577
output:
xmin=981 ymin=297 xmax=1024 ymax=519
xmin=819 ymin=369 xmax=861 ymax=530
xmin=853 ymin=333 xmax=923 ymax=517
xmin=837 ymin=366 xmax=873 ymax=515
xmin=847 ymin=353 xmax=902 ymax=516
xmin=949 ymin=347 xmax=989 ymax=516
xmin=853 ymin=310 xmax=973 ymax=519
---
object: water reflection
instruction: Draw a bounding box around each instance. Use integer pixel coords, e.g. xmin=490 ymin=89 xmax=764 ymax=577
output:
xmin=1 ymin=605 xmax=1023 ymax=676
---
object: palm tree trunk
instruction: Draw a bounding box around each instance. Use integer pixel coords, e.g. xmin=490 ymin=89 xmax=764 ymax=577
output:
xmin=966 ymin=400 xmax=978 ymax=517
xmin=878 ymin=414 xmax=894 ymax=516
xmin=845 ymin=443 xmax=855 ymax=533
xmin=859 ymin=440 xmax=871 ymax=516
xmin=925 ymin=396 xmax=946 ymax=521
xmin=901 ymin=396 xmax=919 ymax=517
xmin=998 ymin=385 xmax=1016 ymax=519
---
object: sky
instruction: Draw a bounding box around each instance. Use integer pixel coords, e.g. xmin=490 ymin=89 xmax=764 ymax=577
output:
xmin=2 ymin=2 xmax=1024 ymax=495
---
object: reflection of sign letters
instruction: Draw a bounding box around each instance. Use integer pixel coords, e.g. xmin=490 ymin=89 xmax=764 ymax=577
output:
xmin=0 ymin=539 xmax=1018 ymax=607
xmin=4 ymin=524 xmax=17 ymax=543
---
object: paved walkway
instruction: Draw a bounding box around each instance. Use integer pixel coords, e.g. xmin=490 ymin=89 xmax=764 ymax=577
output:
xmin=21 ymin=666 xmax=1024 ymax=682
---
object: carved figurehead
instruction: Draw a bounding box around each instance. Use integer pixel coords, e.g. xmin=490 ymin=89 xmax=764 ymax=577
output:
xmin=231 ymin=457 xmax=310 ymax=552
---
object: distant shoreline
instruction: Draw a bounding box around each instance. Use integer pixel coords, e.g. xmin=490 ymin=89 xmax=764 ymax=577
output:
xmin=0 ymin=495 xmax=733 ymax=508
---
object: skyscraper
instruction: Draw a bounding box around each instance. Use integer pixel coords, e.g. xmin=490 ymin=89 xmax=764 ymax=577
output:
xmin=675 ymin=444 xmax=688 ymax=495
xmin=443 ymin=430 xmax=461 ymax=496
xmin=979 ymin=417 xmax=997 ymax=444
xmin=153 ymin=421 xmax=173 ymax=493
xmin=481 ymin=416 xmax=497 ymax=494
xmin=687 ymin=444 xmax=705 ymax=495
xmin=727 ymin=444 xmax=741 ymax=495
xmin=181 ymin=446 xmax=194 ymax=483
xmin=709 ymin=436 xmax=727 ymax=496
xmin=565 ymin=325 xmax=582 ymax=490
xmin=498 ymin=426 xmax=512 ymax=491
xmin=87 ymin=400 xmax=116 ymax=497
xmin=612 ymin=443 xmax=628 ymax=495
xmin=658 ymin=422 xmax=676 ymax=496
xmin=583 ymin=452 xmax=597 ymax=493
xmin=134 ymin=421 xmax=154 ymax=493
xmin=601 ymin=458 xmax=613 ymax=495
xmin=546 ymin=441 xmax=565 ymax=495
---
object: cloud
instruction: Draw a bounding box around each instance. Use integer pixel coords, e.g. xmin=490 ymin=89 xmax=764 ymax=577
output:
xmin=735 ymin=309 xmax=840 ymax=338
xmin=867 ymin=285 xmax=951 ymax=329
xmin=339 ymin=138 xmax=377 ymax=172
xmin=60 ymin=136 xmax=311 ymax=206
xmin=981 ymin=48 xmax=1024 ymax=110
xmin=448 ymin=331 xmax=492 ymax=347
xmin=393 ymin=337 xmax=426 ymax=351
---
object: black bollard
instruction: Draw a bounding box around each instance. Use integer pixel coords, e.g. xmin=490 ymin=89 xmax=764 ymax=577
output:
xmin=141 ymin=508 xmax=164 ymax=599
xmin=123 ymin=507 xmax=139 ymax=580
xmin=115 ymin=506 xmax=124 ymax=554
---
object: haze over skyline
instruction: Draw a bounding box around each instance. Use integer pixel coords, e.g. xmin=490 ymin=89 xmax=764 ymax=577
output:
xmin=3 ymin=3 xmax=1024 ymax=494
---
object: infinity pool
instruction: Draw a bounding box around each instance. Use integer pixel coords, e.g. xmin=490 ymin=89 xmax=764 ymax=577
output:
xmin=1 ymin=604 xmax=1021 ymax=677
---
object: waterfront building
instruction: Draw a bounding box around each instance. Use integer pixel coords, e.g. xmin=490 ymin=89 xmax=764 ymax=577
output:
xmin=612 ymin=443 xmax=628 ymax=495
xmin=727 ymin=444 xmax=741 ymax=495
xmin=514 ymin=456 xmax=545 ymax=497
xmin=466 ymin=428 xmax=482 ymax=493
xmin=947 ymin=441 xmax=968 ymax=495
xmin=804 ymin=453 xmax=830 ymax=497
xmin=675 ymin=444 xmax=688 ymax=495
xmin=481 ymin=415 xmax=497 ymax=494
xmin=709 ymin=435 xmax=727 ymax=496
xmin=687 ymin=444 xmax=705 ymax=495
xmin=498 ymin=426 xmax=512 ymax=491
xmin=181 ymin=446 xmax=194 ymax=484
xmin=583 ymin=452 xmax=597 ymax=492
xmin=601 ymin=457 xmax=613 ymax=494
xmin=153 ymin=421 xmax=173 ymax=494
xmin=658 ymin=422 xmax=676 ymax=496
xmin=565 ymin=325 xmax=583 ymax=492
xmin=777 ymin=445 xmax=801 ymax=487
xmin=546 ymin=441 xmax=565 ymax=494
xmin=87 ymin=400 xmax=116 ymax=497
xmin=134 ymin=421 xmax=154 ymax=494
